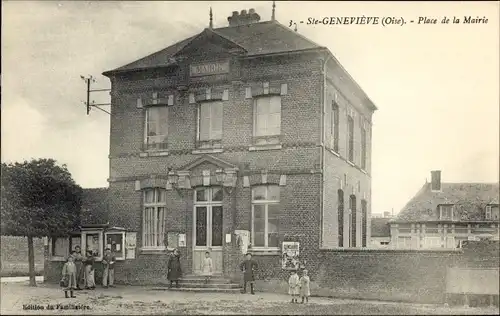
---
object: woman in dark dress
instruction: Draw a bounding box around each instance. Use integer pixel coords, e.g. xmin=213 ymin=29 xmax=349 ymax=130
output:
xmin=167 ymin=248 xmax=182 ymax=288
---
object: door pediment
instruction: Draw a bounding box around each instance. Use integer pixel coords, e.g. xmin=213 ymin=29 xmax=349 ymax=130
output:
xmin=179 ymin=154 xmax=237 ymax=172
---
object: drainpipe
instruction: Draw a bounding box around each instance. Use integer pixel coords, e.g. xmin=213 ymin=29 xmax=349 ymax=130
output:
xmin=319 ymin=51 xmax=332 ymax=248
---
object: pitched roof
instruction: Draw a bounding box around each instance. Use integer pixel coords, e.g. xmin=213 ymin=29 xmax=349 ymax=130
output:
xmin=104 ymin=21 xmax=323 ymax=75
xmin=371 ymin=218 xmax=391 ymax=237
xmin=394 ymin=182 xmax=499 ymax=222
xmin=81 ymin=188 xmax=109 ymax=225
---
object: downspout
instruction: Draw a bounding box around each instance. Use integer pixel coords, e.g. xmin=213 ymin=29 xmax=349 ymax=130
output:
xmin=320 ymin=52 xmax=332 ymax=248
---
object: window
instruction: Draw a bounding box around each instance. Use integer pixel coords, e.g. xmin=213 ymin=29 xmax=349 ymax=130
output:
xmin=380 ymin=241 xmax=389 ymax=245
xmin=439 ymin=205 xmax=454 ymax=220
xmin=331 ymin=102 xmax=339 ymax=152
xmin=486 ymin=205 xmax=499 ymax=220
xmin=143 ymin=188 xmax=166 ymax=249
xmin=252 ymin=185 xmax=280 ymax=249
xmin=349 ymin=195 xmax=357 ymax=247
xmin=337 ymin=189 xmax=344 ymax=247
xmin=51 ymin=236 xmax=81 ymax=259
xmin=81 ymin=231 xmax=104 ymax=260
xmin=198 ymin=101 xmax=223 ymax=142
xmin=105 ymin=232 xmax=125 ymax=260
xmin=361 ymin=127 xmax=367 ymax=170
xmin=347 ymin=115 xmax=354 ymax=162
xmin=361 ymin=199 xmax=367 ymax=247
xmin=254 ymin=96 xmax=281 ymax=137
xmin=145 ymin=106 xmax=168 ymax=150
xmin=52 ymin=237 xmax=70 ymax=257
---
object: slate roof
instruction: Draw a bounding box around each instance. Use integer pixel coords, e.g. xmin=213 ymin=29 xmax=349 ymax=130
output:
xmin=394 ymin=182 xmax=499 ymax=222
xmin=81 ymin=188 xmax=109 ymax=225
xmin=104 ymin=21 xmax=323 ymax=75
xmin=371 ymin=218 xmax=391 ymax=237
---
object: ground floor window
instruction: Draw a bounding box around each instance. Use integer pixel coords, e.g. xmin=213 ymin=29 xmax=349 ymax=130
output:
xmin=252 ymin=185 xmax=280 ymax=249
xmin=143 ymin=188 xmax=167 ymax=250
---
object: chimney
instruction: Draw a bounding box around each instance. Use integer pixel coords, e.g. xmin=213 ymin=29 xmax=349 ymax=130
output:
xmin=431 ymin=170 xmax=441 ymax=191
xmin=227 ymin=8 xmax=261 ymax=26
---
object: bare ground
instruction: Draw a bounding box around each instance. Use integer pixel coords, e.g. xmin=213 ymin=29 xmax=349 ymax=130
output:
xmin=1 ymin=282 xmax=498 ymax=315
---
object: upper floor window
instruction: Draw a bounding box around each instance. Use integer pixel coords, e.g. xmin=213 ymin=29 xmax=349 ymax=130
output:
xmin=361 ymin=127 xmax=367 ymax=170
xmin=486 ymin=205 xmax=499 ymax=220
xmin=331 ymin=102 xmax=339 ymax=152
xmin=198 ymin=101 xmax=223 ymax=142
xmin=439 ymin=205 xmax=454 ymax=220
xmin=254 ymin=96 xmax=281 ymax=137
xmin=145 ymin=106 xmax=168 ymax=150
xmin=251 ymin=185 xmax=280 ymax=249
xmin=347 ymin=115 xmax=354 ymax=162
xmin=143 ymin=188 xmax=166 ymax=250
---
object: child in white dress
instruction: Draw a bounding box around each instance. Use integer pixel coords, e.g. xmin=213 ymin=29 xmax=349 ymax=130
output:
xmin=202 ymin=251 xmax=213 ymax=283
xmin=288 ymin=270 xmax=300 ymax=303
xmin=300 ymin=269 xmax=311 ymax=304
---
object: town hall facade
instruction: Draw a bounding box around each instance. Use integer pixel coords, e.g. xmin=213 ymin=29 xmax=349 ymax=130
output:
xmin=45 ymin=6 xmax=377 ymax=284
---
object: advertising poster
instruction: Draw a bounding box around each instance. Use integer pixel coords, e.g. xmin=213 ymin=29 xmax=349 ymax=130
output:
xmin=282 ymin=241 xmax=300 ymax=270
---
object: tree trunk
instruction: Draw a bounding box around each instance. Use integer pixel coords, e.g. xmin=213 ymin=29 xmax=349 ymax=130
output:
xmin=27 ymin=236 xmax=37 ymax=287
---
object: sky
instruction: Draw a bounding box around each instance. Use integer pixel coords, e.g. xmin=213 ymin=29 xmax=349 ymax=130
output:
xmin=2 ymin=1 xmax=499 ymax=215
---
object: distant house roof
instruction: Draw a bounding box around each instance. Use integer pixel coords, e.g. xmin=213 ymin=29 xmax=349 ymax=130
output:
xmin=394 ymin=182 xmax=499 ymax=222
xmin=103 ymin=21 xmax=323 ymax=75
xmin=81 ymin=188 xmax=108 ymax=225
xmin=371 ymin=218 xmax=391 ymax=237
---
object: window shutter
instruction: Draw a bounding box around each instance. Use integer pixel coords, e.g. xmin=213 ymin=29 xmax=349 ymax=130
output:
xmin=486 ymin=206 xmax=492 ymax=220
xmin=280 ymin=83 xmax=288 ymax=95
xmin=222 ymin=89 xmax=229 ymax=101
xmin=206 ymin=88 xmax=211 ymax=100
xmin=137 ymin=98 xmax=144 ymax=109
xmin=152 ymin=92 xmax=159 ymax=105
xmin=199 ymin=103 xmax=211 ymax=141
xmin=263 ymin=82 xmax=270 ymax=95
xmin=245 ymin=87 xmax=252 ymax=99
xmin=167 ymin=94 xmax=174 ymax=106
xmin=211 ymin=102 xmax=223 ymax=139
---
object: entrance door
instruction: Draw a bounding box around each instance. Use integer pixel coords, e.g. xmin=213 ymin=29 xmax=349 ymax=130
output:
xmin=193 ymin=187 xmax=223 ymax=275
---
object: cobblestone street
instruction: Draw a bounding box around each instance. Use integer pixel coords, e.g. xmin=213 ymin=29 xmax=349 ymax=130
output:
xmin=1 ymin=282 xmax=498 ymax=315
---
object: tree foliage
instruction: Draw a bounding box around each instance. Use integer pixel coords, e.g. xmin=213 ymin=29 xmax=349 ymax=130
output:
xmin=1 ymin=159 xmax=82 ymax=237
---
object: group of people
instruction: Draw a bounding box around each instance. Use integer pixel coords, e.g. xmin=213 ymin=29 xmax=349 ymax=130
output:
xmin=61 ymin=248 xmax=311 ymax=302
xmin=60 ymin=246 xmax=116 ymax=298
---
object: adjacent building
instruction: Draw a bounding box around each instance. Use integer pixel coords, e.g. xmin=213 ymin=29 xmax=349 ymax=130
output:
xmin=46 ymin=6 xmax=377 ymax=283
xmin=370 ymin=217 xmax=391 ymax=248
xmin=390 ymin=170 xmax=500 ymax=249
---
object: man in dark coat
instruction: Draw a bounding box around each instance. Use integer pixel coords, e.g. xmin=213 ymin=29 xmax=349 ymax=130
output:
xmin=167 ymin=248 xmax=182 ymax=288
xmin=72 ymin=246 xmax=84 ymax=290
xmin=240 ymin=253 xmax=258 ymax=294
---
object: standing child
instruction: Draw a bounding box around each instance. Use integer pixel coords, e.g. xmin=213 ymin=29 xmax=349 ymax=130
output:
xmin=288 ymin=270 xmax=300 ymax=303
xmin=299 ymin=269 xmax=311 ymax=304
xmin=61 ymin=256 xmax=77 ymax=298
xmin=202 ymin=251 xmax=213 ymax=284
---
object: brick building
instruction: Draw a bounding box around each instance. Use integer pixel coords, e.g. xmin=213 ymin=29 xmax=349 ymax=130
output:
xmin=390 ymin=170 xmax=500 ymax=249
xmin=46 ymin=6 xmax=376 ymax=284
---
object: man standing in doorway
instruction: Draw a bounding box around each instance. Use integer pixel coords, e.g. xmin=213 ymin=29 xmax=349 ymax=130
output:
xmin=240 ymin=253 xmax=258 ymax=294
xmin=102 ymin=248 xmax=116 ymax=288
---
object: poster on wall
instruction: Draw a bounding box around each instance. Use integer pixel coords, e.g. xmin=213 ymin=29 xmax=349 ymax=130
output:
xmin=125 ymin=232 xmax=136 ymax=259
xmin=282 ymin=241 xmax=300 ymax=270
xmin=178 ymin=234 xmax=186 ymax=247
xmin=234 ymin=230 xmax=250 ymax=255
